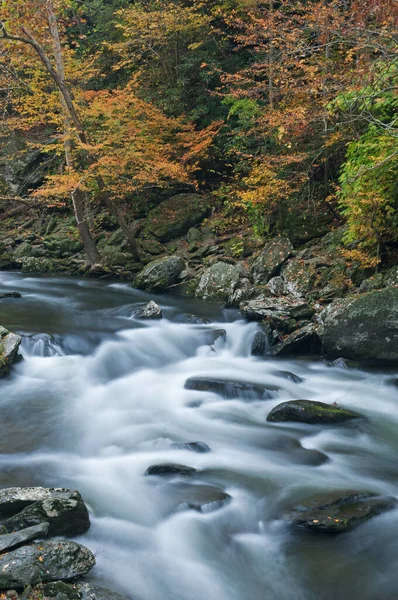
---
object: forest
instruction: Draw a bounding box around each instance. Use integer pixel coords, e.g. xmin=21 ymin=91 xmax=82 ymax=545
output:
xmin=0 ymin=0 xmax=397 ymax=269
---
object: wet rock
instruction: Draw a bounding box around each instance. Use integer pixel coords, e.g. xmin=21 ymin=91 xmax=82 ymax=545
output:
xmin=240 ymin=296 xmax=313 ymax=322
xmin=321 ymin=287 xmax=398 ymax=364
xmin=0 ymin=292 xmax=21 ymax=299
xmin=271 ymin=370 xmax=304 ymax=384
xmin=251 ymin=331 xmax=268 ymax=356
xmin=0 ymin=488 xmax=90 ymax=537
xmin=272 ymin=324 xmax=321 ymax=356
xmin=267 ymin=400 xmax=361 ymax=425
xmin=134 ymin=301 xmax=162 ymax=320
xmin=144 ymin=194 xmax=209 ymax=242
xmin=252 ymin=238 xmax=293 ymax=284
xmin=77 ymin=583 xmax=129 ymax=600
xmin=134 ymin=256 xmax=185 ymax=292
xmin=178 ymin=485 xmax=231 ymax=513
xmin=146 ymin=464 xmax=197 ymax=476
xmin=0 ymin=327 xmax=22 ymax=377
xmin=184 ymin=377 xmax=277 ymax=400
xmin=172 ymin=442 xmax=211 ymax=453
xmin=286 ymin=491 xmax=397 ymax=533
xmin=0 ymin=540 xmax=95 ymax=588
xmin=0 ymin=523 xmax=49 ymax=554
xmin=181 ymin=315 xmax=210 ymax=325
xmin=196 ymin=261 xmax=245 ymax=303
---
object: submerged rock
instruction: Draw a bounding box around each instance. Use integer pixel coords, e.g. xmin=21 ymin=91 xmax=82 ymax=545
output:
xmin=251 ymin=238 xmax=293 ymax=284
xmin=271 ymin=370 xmax=304 ymax=384
xmin=178 ymin=485 xmax=231 ymax=513
xmin=134 ymin=256 xmax=185 ymax=292
xmin=0 ymin=488 xmax=90 ymax=537
xmin=272 ymin=324 xmax=321 ymax=356
xmin=0 ymin=292 xmax=21 ymax=299
xmin=0 ymin=327 xmax=22 ymax=377
xmin=146 ymin=464 xmax=197 ymax=476
xmin=184 ymin=377 xmax=277 ymax=400
xmin=321 ymin=287 xmax=398 ymax=364
xmin=134 ymin=301 xmax=162 ymax=320
xmin=267 ymin=400 xmax=361 ymax=425
xmin=0 ymin=540 xmax=95 ymax=588
xmin=251 ymin=331 xmax=268 ymax=356
xmin=0 ymin=523 xmax=49 ymax=554
xmin=172 ymin=442 xmax=211 ymax=453
xmin=286 ymin=491 xmax=397 ymax=533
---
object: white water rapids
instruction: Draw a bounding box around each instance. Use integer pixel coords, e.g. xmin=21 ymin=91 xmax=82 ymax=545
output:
xmin=0 ymin=272 xmax=398 ymax=600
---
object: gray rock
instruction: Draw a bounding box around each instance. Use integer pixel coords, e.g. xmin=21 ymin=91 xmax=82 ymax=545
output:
xmin=172 ymin=442 xmax=211 ymax=453
xmin=134 ymin=301 xmax=162 ymax=320
xmin=0 ymin=523 xmax=49 ymax=554
xmin=271 ymin=370 xmax=304 ymax=383
xmin=0 ymin=292 xmax=22 ymax=299
xmin=0 ymin=540 xmax=95 ymax=588
xmin=178 ymin=485 xmax=231 ymax=513
xmin=146 ymin=464 xmax=197 ymax=476
xmin=266 ymin=276 xmax=289 ymax=296
xmin=134 ymin=256 xmax=185 ymax=292
xmin=144 ymin=194 xmax=209 ymax=242
xmin=286 ymin=491 xmax=397 ymax=533
xmin=267 ymin=400 xmax=361 ymax=424
xmin=196 ymin=261 xmax=244 ymax=302
xmin=240 ymin=296 xmax=313 ymax=322
xmin=0 ymin=327 xmax=22 ymax=377
xmin=184 ymin=377 xmax=277 ymax=399
xmin=252 ymin=238 xmax=293 ymax=284
xmin=272 ymin=324 xmax=321 ymax=356
xmin=0 ymin=488 xmax=90 ymax=537
xmin=77 ymin=583 xmax=129 ymax=600
xmin=321 ymin=287 xmax=398 ymax=364
xmin=251 ymin=331 xmax=268 ymax=356
xmin=281 ymin=259 xmax=318 ymax=297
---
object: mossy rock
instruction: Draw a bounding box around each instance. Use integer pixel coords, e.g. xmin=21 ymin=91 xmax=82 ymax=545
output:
xmin=0 ymin=326 xmax=22 ymax=377
xmin=43 ymin=236 xmax=83 ymax=258
xmin=144 ymin=194 xmax=210 ymax=242
xmin=139 ymin=238 xmax=166 ymax=255
xmin=13 ymin=242 xmax=33 ymax=259
xmin=134 ymin=255 xmax=185 ymax=292
xmin=195 ymin=261 xmax=244 ymax=302
xmin=267 ymin=399 xmax=361 ymax=424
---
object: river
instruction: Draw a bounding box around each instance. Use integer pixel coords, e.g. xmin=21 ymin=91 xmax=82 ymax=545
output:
xmin=0 ymin=271 xmax=397 ymax=600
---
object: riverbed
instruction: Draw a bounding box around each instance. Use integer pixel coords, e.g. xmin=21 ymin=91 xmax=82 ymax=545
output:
xmin=0 ymin=271 xmax=397 ymax=600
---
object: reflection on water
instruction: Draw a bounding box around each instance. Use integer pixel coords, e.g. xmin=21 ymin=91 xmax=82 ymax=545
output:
xmin=0 ymin=272 xmax=397 ymax=600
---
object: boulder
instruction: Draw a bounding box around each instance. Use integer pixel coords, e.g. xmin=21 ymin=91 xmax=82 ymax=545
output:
xmin=184 ymin=377 xmax=277 ymax=400
xmin=281 ymin=259 xmax=318 ymax=298
xmin=195 ymin=261 xmax=245 ymax=303
xmin=0 ymin=327 xmax=22 ymax=377
xmin=321 ymin=287 xmax=398 ymax=364
xmin=251 ymin=238 xmax=293 ymax=284
xmin=144 ymin=194 xmax=209 ymax=242
xmin=240 ymin=295 xmax=313 ymax=322
xmin=286 ymin=491 xmax=397 ymax=533
xmin=272 ymin=324 xmax=321 ymax=356
xmin=139 ymin=239 xmax=165 ymax=256
xmin=171 ymin=442 xmax=211 ymax=453
xmin=134 ymin=301 xmax=162 ymax=320
xmin=271 ymin=370 xmax=304 ymax=384
xmin=146 ymin=464 xmax=196 ymax=476
xmin=77 ymin=583 xmax=129 ymax=600
xmin=0 ymin=523 xmax=49 ymax=554
xmin=0 ymin=292 xmax=21 ymax=299
xmin=0 ymin=540 xmax=95 ymax=588
xmin=251 ymin=331 xmax=268 ymax=356
xmin=267 ymin=400 xmax=361 ymax=425
xmin=134 ymin=256 xmax=185 ymax=292
xmin=178 ymin=485 xmax=231 ymax=513
xmin=0 ymin=488 xmax=90 ymax=537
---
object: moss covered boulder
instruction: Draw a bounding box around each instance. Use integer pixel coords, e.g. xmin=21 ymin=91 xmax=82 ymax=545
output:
xmin=134 ymin=255 xmax=185 ymax=292
xmin=286 ymin=491 xmax=397 ymax=533
xmin=322 ymin=287 xmax=398 ymax=364
xmin=195 ymin=261 xmax=246 ymax=302
xmin=144 ymin=193 xmax=209 ymax=242
xmin=267 ymin=400 xmax=361 ymax=424
xmin=0 ymin=326 xmax=21 ymax=377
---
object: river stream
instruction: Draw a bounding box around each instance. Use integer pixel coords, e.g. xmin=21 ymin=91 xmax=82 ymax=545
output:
xmin=0 ymin=271 xmax=397 ymax=600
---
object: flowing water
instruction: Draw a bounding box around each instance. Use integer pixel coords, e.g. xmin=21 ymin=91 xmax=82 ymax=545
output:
xmin=0 ymin=271 xmax=398 ymax=600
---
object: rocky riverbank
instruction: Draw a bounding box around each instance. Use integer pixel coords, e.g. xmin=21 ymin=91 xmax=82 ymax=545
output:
xmin=1 ymin=192 xmax=398 ymax=365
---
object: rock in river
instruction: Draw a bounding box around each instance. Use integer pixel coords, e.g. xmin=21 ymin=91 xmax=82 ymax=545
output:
xmin=286 ymin=491 xmax=397 ymax=533
xmin=267 ymin=400 xmax=361 ymax=425
xmin=0 ymin=487 xmax=90 ymax=537
xmin=134 ymin=256 xmax=185 ymax=292
xmin=172 ymin=442 xmax=211 ymax=453
xmin=146 ymin=464 xmax=197 ymax=476
xmin=0 ymin=326 xmax=22 ymax=377
xmin=134 ymin=300 xmax=162 ymax=320
xmin=272 ymin=324 xmax=322 ymax=356
xmin=178 ymin=485 xmax=231 ymax=514
xmin=41 ymin=582 xmax=130 ymax=600
xmin=321 ymin=287 xmax=398 ymax=364
xmin=0 ymin=540 xmax=95 ymax=588
xmin=184 ymin=377 xmax=278 ymax=400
